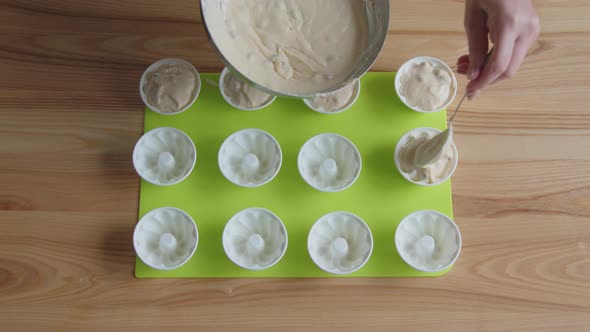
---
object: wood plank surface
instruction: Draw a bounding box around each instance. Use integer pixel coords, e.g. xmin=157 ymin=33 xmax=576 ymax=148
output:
xmin=1 ymin=0 xmax=589 ymax=330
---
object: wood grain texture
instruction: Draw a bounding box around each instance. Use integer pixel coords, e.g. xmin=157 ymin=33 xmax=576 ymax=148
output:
xmin=0 ymin=0 xmax=589 ymax=331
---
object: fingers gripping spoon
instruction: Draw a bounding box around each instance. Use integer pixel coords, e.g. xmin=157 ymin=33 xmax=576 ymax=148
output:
xmin=413 ymin=49 xmax=493 ymax=168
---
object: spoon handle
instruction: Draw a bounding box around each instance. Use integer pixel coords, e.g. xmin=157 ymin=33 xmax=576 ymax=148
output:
xmin=449 ymin=48 xmax=494 ymax=126
xmin=448 ymin=92 xmax=467 ymax=125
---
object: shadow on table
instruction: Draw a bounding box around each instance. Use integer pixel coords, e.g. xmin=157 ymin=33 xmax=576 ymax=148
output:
xmin=99 ymin=222 xmax=137 ymax=275
xmin=100 ymin=137 xmax=138 ymax=185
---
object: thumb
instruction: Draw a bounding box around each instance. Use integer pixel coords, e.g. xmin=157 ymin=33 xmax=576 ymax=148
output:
xmin=464 ymin=4 xmax=489 ymax=80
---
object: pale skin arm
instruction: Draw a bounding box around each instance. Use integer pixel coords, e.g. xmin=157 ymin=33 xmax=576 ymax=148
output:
xmin=456 ymin=0 xmax=540 ymax=98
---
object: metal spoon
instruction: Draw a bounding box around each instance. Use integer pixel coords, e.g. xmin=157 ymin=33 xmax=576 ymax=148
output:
xmin=413 ymin=49 xmax=494 ymax=168
xmin=412 ymin=92 xmax=466 ymax=167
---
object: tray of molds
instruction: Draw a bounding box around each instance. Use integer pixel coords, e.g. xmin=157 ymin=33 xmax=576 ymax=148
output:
xmin=133 ymin=59 xmax=462 ymax=278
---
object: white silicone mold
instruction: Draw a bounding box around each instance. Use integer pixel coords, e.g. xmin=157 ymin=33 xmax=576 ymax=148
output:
xmin=298 ymin=133 xmax=362 ymax=192
xmin=133 ymin=207 xmax=199 ymax=271
xmin=308 ymin=212 xmax=373 ymax=274
xmin=218 ymin=129 xmax=282 ymax=187
xmin=394 ymin=56 xmax=457 ymax=113
xmin=133 ymin=127 xmax=197 ymax=186
xmin=394 ymin=127 xmax=458 ymax=187
xmin=139 ymin=58 xmax=202 ymax=115
xmin=223 ymin=208 xmax=288 ymax=270
xmin=219 ymin=67 xmax=276 ymax=111
xmin=395 ymin=210 xmax=461 ymax=273
xmin=303 ymin=79 xmax=361 ymax=114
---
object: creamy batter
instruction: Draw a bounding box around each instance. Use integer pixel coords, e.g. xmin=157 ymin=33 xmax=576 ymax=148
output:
xmin=222 ymin=70 xmax=273 ymax=109
xmin=202 ymin=0 xmax=368 ymax=95
xmin=399 ymin=129 xmax=456 ymax=184
xmin=308 ymin=80 xmax=357 ymax=112
xmin=400 ymin=60 xmax=453 ymax=111
xmin=143 ymin=64 xmax=198 ymax=113
xmin=413 ymin=128 xmax=452 ymax=167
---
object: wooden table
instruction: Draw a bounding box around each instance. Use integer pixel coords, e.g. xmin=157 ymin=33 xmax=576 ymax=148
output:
xmin=1 ymin=1 xmax=588 ymax=330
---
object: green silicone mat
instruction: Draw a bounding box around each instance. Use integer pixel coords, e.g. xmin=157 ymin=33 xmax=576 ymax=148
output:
xmin=135 ymin=72 xmax=453 ymax=278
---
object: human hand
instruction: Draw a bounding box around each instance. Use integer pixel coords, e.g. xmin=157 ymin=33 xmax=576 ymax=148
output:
xmin=457 ymin=0 xmax=540 ymax=98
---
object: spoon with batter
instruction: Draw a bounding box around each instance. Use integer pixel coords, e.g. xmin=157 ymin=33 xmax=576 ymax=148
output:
xmin=412 ymin=92 xmax=466 ymax=167
xmin=413 ymin=49 xmax=493 ymax=168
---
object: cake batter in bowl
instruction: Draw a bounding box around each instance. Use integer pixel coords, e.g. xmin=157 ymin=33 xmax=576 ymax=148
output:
xmin=200 ymin=0 xmax=389 ymax=98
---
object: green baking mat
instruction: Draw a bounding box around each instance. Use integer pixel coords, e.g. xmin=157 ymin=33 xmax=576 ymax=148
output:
xmin=135 ymin=72 xmax=453 ymax=278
